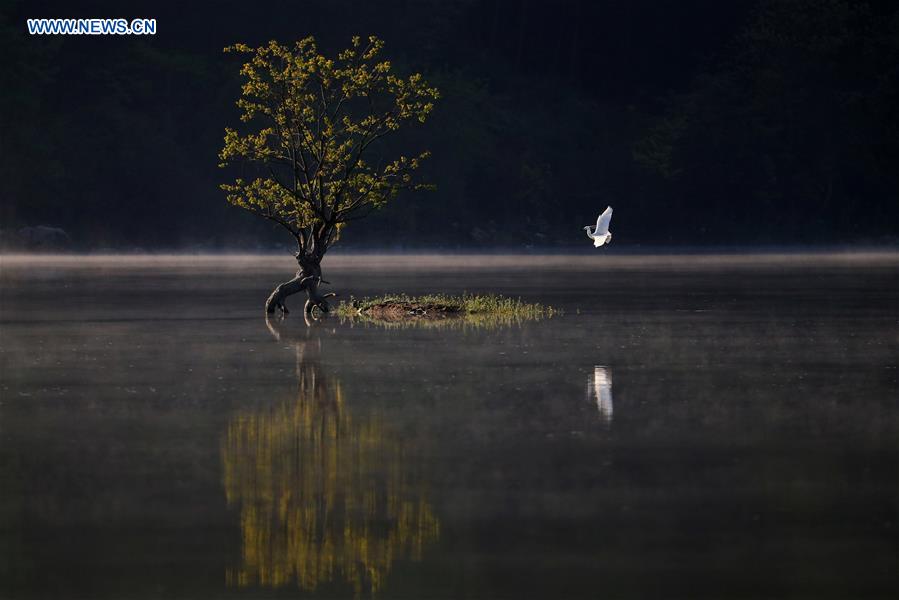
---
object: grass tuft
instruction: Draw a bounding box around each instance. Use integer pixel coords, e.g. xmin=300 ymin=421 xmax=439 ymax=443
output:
xmin=335 ymin=293 xmax=557 ymax=328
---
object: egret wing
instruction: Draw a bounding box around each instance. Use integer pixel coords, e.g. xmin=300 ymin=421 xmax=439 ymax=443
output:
xmin=595 ymin=206 xmax=613 ymax=234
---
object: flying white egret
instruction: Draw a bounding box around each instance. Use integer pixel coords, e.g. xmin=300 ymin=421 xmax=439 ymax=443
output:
xmin=588 ymin=366 xmax=613 ymax=424
xmin=584 ymin=206 xmax=613 ymax=247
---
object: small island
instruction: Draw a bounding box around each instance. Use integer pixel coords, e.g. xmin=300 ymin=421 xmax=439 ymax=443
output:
xmin=336 ymin=293 xmax=557 ymax=325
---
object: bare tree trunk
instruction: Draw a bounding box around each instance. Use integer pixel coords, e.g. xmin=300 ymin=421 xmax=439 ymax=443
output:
xmin=264 ymin=253 xmax=336 ymax=316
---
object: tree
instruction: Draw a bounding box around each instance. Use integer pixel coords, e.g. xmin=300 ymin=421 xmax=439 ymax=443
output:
xmin=219 ymin=36 xmax=439 ymax=314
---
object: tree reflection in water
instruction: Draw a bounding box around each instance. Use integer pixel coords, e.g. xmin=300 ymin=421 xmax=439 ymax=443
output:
xmin=221 ymin=317 xmax=439 ymax=596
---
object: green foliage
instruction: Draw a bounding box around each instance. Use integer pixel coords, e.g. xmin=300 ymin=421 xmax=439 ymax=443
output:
xmin=219 ymin=36 xmax=440 ymax=254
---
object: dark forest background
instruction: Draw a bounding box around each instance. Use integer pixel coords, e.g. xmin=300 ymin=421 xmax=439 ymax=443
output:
xmin=1 ymin=0 xmax=897 ymax=250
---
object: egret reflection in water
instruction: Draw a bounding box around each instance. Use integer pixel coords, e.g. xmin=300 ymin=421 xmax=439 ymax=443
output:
xmin=221 ymin=319 xmax=439 ymax=596
xmin=588 ymin=366 xmax=613 ymax=424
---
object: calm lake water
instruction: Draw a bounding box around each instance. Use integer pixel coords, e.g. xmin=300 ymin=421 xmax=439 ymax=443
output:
xmin=1 ymin=253 xmax=897 ymax=599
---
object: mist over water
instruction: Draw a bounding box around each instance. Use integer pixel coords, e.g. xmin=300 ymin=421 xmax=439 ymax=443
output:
xmin=1 ymin=253 xmax=897 ymax=598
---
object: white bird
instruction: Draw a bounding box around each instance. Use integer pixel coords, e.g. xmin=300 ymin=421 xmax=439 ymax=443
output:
xmin=588 ymin=366 xmax=613 ymax=424
xmin=584 ymin=206 xmax=613 ymax=247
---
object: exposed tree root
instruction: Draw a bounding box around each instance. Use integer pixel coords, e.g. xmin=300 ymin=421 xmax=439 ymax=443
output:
xmin=265 ymin=255 xmax=336 ymax=316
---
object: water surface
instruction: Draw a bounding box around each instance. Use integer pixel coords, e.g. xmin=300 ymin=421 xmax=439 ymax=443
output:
xmin=1 ymin=254 xmax=897 ymax=599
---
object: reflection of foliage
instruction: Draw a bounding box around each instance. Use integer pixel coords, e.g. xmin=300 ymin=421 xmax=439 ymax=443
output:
xmin=339 ymin=311 xmax=552 ymax=331
xmin=221 ymin=359 xmax=438 ymax=596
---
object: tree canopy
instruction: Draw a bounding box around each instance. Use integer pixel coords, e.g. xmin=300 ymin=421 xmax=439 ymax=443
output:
xmin=219 ymin=36 xmax=439 ymax=256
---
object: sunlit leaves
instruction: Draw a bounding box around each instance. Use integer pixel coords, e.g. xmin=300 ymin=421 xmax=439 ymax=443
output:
xmin=221 ymin=177 xmax=314 ymax=225
xmin=219 ymin=35 xmax=439 ymax=252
